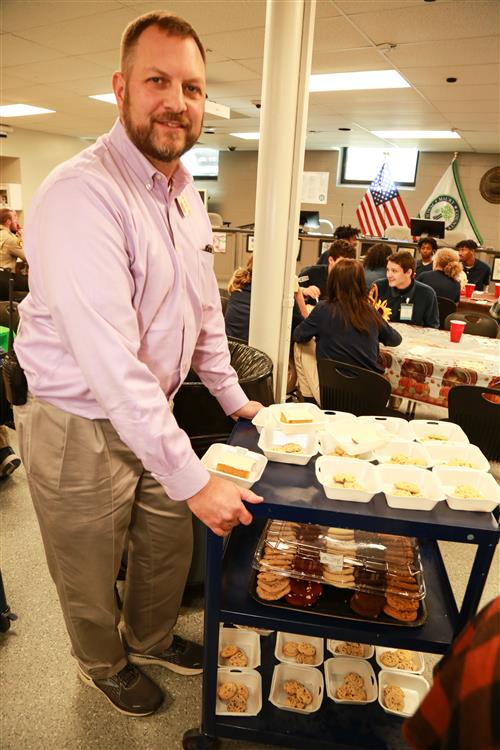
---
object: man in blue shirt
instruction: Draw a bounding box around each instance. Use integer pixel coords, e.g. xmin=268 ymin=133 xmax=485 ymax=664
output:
xmin=415 ymin=236 xmax=437 ymax=278
xmin=456 ymin=240 xmax=491 ymax=291
xmin=374 ymin=251 xmax=439 ymax=328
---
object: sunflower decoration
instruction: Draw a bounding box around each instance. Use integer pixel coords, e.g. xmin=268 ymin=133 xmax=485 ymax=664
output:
xmin=368 ymin=283 xmax=392 ymax=322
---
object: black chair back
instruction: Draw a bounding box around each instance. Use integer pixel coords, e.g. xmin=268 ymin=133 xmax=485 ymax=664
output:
xmin=0 ymin=269 xmax=11 ymax=301
xmin=444 ymin=311 xmax=498 ymax=338
xmin=437 ymin=296 xmax=457 ymax=330
xmin=0 ymin=301 xmax=19 ymax=332
xmin=317 ymin=359 xmax=392 ymax=416
xmin=448 ymin=385 xmax=500 ymax=461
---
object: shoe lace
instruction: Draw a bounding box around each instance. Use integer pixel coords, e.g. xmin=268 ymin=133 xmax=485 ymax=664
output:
xmin=117 ymin=663 xmax=139 ymax=688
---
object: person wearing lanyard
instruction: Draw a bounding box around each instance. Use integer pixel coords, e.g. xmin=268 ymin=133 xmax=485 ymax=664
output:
xmin=13 ymin=11 xmax=263 ymax=718
xmin=373 ymin=251 xmax=439 ymax=328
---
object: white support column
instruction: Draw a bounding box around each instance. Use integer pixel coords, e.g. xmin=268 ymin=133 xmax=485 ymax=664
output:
xmin=249 ymin=0 xmax=316 ymax=403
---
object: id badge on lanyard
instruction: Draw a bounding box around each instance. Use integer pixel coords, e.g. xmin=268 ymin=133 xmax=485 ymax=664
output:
xmin=400 ymin=299 xmax=414 ymax=322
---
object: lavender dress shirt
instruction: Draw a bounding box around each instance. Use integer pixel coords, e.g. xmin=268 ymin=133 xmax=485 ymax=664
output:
xmin=15 ymin=119 xmax=248 ymax=501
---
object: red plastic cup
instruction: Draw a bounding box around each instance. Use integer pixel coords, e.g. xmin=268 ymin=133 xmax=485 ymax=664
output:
xmin=464 ymin=283 xmax=475 ymax=298
xmin=449 ymin=319 xmax=466 ymax=343
xmin=495 ymin=283 xmax=500 ymax=298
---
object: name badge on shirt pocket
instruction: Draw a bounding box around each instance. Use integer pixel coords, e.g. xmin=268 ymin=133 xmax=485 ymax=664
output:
xmin=177 ymin=192 xmax=191 ymax=217
xmin=400 ymin=302 xmax=413 ymax=322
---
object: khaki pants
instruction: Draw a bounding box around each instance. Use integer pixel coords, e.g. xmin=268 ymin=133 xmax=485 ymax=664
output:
xmin=293 ymin=341 xmax=320 ymax=404
xmin=14 ymin=396 xmax=193 ymax=679
xmin=0 ymin=424 xmax=10 ymax=449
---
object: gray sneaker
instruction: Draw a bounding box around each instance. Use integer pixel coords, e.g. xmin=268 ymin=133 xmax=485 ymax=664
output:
xmin=128 ymin=635 xmax=203 ymax=676
xmin=78 ymin=663 xmax=163 ymax=716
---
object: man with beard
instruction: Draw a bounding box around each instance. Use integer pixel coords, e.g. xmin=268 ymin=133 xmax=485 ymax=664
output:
xmin=13 ymin=12 xmax=263 ymax=717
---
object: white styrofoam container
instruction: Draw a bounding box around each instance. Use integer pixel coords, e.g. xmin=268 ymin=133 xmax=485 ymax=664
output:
xmin=327 ymin=640 xmax=374 ymax=660
xmin=432 ymin=466 xmax=500 ymax=513
xmin=258 ymin=427 xmax=318 ymax=465
xmin=378 ymin=464 xmax=445 ymax=511
xmin=275 ymin=632 xmax=324 ymax=668
xmin=268 ymin=402 xmax=325 ymax=434
xmin=201 ymin=444 xmax=267 ymax=489
xmin=315 ymin=456 xmax=380 ymax=503
xmin=409 ymin=419 xmax=469 ymax=444
xmin=269 ymin=663 xmax=324 ymax=714
xmin=251 ymin=407 xmax=271 ymax=434
xmin=375 ymin=647 xmax=424 ymax=675
xmin=321 ymin=410 xmax=356 ymax=427
xmin=317 ymin=430 xmax=373 ymax=461
xmin=358 ymin=415 xmax=414 ymax=441
xmin=428 ymin=443 xmax=490 ymax=473
xmin=378 ymin=669 xmax=430 ymax=718
xmin=329 ymin=417 xmax=390 ymax=456
xmin=216 ymin=668 xmax=262 ymax=716
xmin=218 ymin=626 xmax=261 ymax=669
xmin=324 ymin=657 xmax=378 ymax=705
xmin=373 ymin=440 xmax=432 ymax=469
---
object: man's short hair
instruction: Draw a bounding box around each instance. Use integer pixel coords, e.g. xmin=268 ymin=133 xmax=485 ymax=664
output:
xmin=334 ymin=224 xmax=360 ymax=241
xmin=0 ymin=208 xmax=13 ymax=226
xmin=455 ymin=239 xmax=478 ymax=252
xmin=328 ymin=239 xmax=356 ymax=262
xmin=417 ymin=237 xmax=438 ymax=252
xmin=120 ymin=11 xmax=206 ymax=74
xmin=388 ymin=250 xmax=415 ymax=274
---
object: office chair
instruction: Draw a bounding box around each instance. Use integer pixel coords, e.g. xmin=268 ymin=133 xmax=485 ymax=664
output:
xmin=448 ymin=385 xmax=500 ymax=461
xmin=317 ymin=359 xmax=394 ymax=416
xmin=444 ymin=311 xmax=498 ymax=339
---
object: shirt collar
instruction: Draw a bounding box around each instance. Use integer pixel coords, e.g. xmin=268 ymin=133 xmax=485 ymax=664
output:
xmin=106 ymin=118 xmax=193 ymax=197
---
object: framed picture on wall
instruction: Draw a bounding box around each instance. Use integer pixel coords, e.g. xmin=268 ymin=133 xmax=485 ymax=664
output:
xmin=491 ymin=256 xmax=500 ymax=282
xmin=246 ymin=235 xmax=255 ymax=253
xmin=321 ymin=240 xmax=331 ymax=254
xmin=212 ymin=232 xmax=227 ymax=253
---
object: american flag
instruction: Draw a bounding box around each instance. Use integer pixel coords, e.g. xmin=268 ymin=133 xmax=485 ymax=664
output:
xmin=356 ymin=162 xmax=410 ymax=237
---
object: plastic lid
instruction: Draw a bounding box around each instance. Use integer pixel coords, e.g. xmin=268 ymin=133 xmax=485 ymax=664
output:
xmin=253 ymin=520 xmax=425 ymax=600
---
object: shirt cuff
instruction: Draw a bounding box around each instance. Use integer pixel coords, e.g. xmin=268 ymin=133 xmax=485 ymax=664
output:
xmin=154 ymin=452 xmax=211 ymax=501
xmin=216 ymin=382 xmax=249 ymax=416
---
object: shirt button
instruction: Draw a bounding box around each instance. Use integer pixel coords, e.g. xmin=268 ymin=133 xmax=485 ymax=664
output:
xmin=146 ymin=183 xmax=152 ymax=191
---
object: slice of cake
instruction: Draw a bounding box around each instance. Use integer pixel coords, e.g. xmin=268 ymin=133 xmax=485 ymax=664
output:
xmin=215 ymin=453 xmax=256 ymax=479
xmin=279 ymin=407 xmax=313 ymax=424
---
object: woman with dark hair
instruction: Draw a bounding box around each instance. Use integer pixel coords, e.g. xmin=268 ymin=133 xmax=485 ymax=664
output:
xmin=419 ymin=248 xmax=463 ymax=303
xmin=293 ymin=259 xmax=402 ymax=403
xmin=363 ymin=242 xmax=392 ymax=286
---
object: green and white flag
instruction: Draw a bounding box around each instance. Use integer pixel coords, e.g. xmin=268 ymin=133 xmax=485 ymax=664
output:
xmin=419 ymin=158 xmax=483 ymax=243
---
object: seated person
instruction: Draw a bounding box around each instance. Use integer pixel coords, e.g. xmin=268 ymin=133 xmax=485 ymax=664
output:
xmin=419 ymin=248 xmax=462 ymax=304
xmin=362 ymin=242 xmax=392 ymax=286
xmin=300 ymin=239 xmax=356 ymax=299
xmin=456 ymin=239 xmax=491 ymax=291
xmin=293 ymin=258 xmax=402 ymax=404
xmin=415 ymin=236 xmax=437 ymax=278
xmin=0 ymin=208 xmax=29 ymax=292
xmin=316 ymin=224 xmax=359 ymax=265
xmin=373 ymin=251 xmax=440 ymax=328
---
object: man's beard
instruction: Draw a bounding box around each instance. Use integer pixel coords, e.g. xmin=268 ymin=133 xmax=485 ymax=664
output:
xmin=122 ymin=93 xmax=200 ymax=163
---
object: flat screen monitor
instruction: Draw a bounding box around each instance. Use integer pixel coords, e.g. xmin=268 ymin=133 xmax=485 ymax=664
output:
xmin=410 ymin=217 xmax=445 ymax=239
xmin=299 ymin=210 xmax=320 ymax=229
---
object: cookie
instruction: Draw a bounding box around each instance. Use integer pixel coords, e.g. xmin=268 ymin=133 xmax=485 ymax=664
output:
xmin=283 ymin=679 xmax=300 ymax=695
xmin=296 ymin=685 xmax=313 ymax=706
xmin=386 ymin=593 xmax=419 ymax=611
xmin=220 ymin=644 xmax=238 ymax=659
xmin=236 ymin=684 xmax=249 ymax=700
xmin=283 ymin=641 xmax=299 ymax=657
xmin=227 ymin=695 xmax=247 ymax=713
xmin=383 ymin=684 xmax=405 ymax=712
xmin=394 ymin=481 xmax=421 ymax=496
xmin=286 ymin=695 xmax=305 ymax=709
xmin=218 ymin=682 xmax=237 ymax=701
xmin=379 ymin=650 xmax=399 ymax=668
xmin=256 ymin=583 xmax=291 ymax=601
xmin=297 ymin=643 xmax=316 ymax=657
xmin=344 ymin=672 xmax=364 ymax=689
xmin=383 ymin=604 xmax=418 ymax=622
xmin=228 ymin=649 xmax=248 ymax=667
xmin=335 ymin=642 xmax=365 ymax=657
xmin=296 ymin=653 xmax=315 ymax=664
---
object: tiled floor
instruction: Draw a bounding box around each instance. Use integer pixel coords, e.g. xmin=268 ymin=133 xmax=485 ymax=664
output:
xmin=1 ymin=420 xmax=499 ymax=750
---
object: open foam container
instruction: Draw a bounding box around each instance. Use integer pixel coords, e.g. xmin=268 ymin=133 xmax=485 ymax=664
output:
xmin=324 ymin=657 xmax=377 ymax=705
xmin=269 ymin=663 xmax=324 ymax=713
xmin=275 ymin=632 xmax=324 ymax=667
xmin=378 ymin=669 xmax=430 ymax=718
xmin=315 ymin=456 xmax=380 ymax=503
xmin=432 ymin=466 xmax=500 ymax=512
xmin=201 ymin=443 xmax=267 ymax=489
xmin=216 ymin=668 xmax=262 ymax=716
xmin=218 ymin=626 xmax=261 ymax=669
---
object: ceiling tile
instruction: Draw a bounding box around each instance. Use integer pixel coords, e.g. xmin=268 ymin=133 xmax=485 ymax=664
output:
xmin=388 ymin=36 xmax=499 ymax=68
xmin=401 ymin=63 xmax=499 ymax=87
xmin=4 ymin=56 xmax=111 ymax=84
xmin=201 ymin=27 xmax=264 ymax=60
xmin=313 ymin=16 xmax=372 ymax=52
xmin=1 ymin=34 xmax=62 ymax=65
xmin=312 ymin=47 xmax=388 ymax=74
xmin=1 ymin=1 xmax=123 ymax=32
xmin=336 ymin=1 xmax=422 ymax=14
xmin=122 ymin=0 xmax=266 ymax=35
xmin=418 ymin=83 xmax=499 ymax=102
xmin=207 ymin=61 xmax=259 ymax=84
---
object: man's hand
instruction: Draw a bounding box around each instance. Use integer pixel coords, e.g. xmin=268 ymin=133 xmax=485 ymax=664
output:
xmin=186 ymin=474 xmax=263 ymax=536
xmin=231 ymin=400 xmax=263 ymax=421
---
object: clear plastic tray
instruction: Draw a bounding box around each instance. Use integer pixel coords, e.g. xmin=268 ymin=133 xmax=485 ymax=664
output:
xmin=253 ymin=521 xmax=425 ymax=600
xmin=258 ymin=427 xmax=318 ymax=465
xmin=269 ymin=663 xmax=324 ymax=713
xmin=216 ymin=668 xmax=262 ymax=716
xmin=378 ymin=465 xmax=445 ymax=511
xmin=373 ymin=440 xmax=432 ymax=469
xmin=324 ymin=657 xmax=378 ymax=705
xmin=432 ymin=466 xmax=500 ymax=513
xmin=409 ymin=419 xmax=469 ymax=444
xmin=201 ymin=443 xmax=267 ymax=489
xmin=315 ymin=456 xmax=380 ymax=503
xmin=275 ymin=632 xmax=324 ymax=667
xmin=378 ymin=669 xmax=429 ymax=718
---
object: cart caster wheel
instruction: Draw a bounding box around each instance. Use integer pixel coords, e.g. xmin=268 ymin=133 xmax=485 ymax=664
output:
xmin=0 ymin=607 xmax=17 ymax=633
xmin=182 ymin=728 xmax=220 ymax=750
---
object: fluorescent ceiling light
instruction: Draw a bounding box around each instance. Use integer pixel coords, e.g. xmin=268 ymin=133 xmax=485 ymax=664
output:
xmin=230 ymin=132 xmax=260 ymax=140
xmin=372 ymin=130 xmax=460 ymax=139
xmin=309 ymin=70 xmax=410 ymax=92
xmin=89 ymin=93 xmax=116 ymax=104
xmin=0 ymin=104 xmax=55 ymax=117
